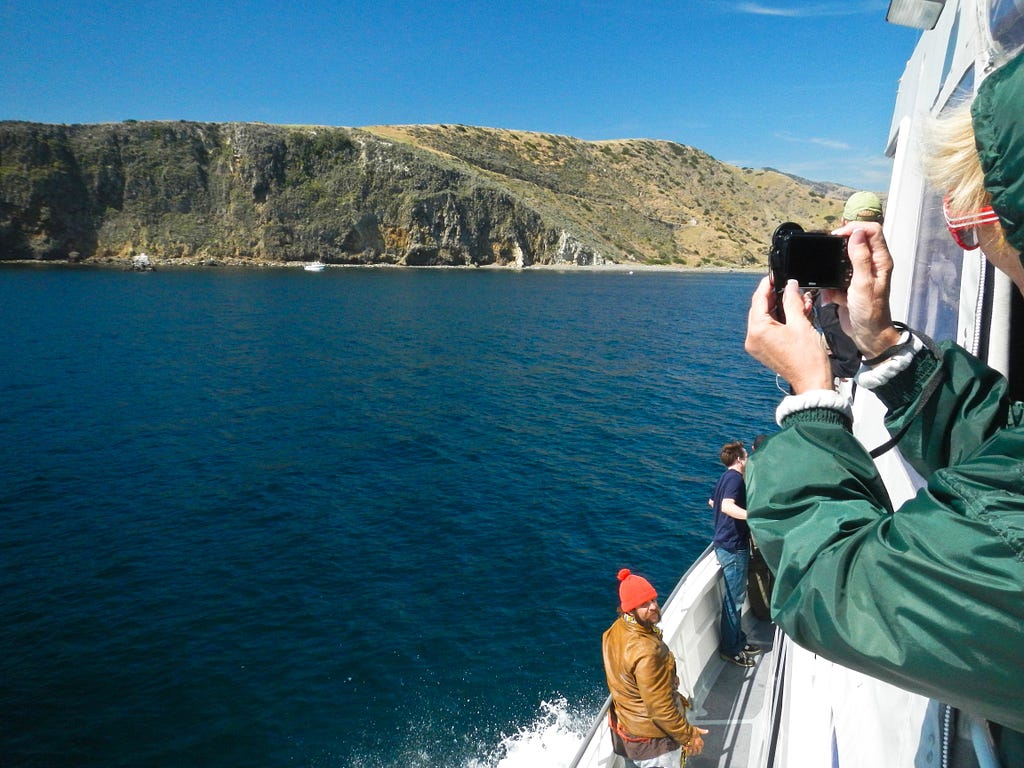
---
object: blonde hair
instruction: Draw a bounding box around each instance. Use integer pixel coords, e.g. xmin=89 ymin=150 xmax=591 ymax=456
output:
xmin=922 ymin=100 xmax=990 ymax=216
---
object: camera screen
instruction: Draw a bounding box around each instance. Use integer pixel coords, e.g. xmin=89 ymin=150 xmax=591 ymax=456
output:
xmin=783 ymin=234 xmax=849 ymax=288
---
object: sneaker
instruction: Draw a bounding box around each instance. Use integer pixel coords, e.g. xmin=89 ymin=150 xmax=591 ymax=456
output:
xmin=743 ymin=643 xmax=762 ymax=656
xmin=719 ymin=650 xmax=755 ymax=668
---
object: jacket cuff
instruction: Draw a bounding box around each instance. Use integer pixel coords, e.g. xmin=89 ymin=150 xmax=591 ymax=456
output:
xmin=856 ymin=332 xmax=922 ymax=389
xmin=866 ymin=346 xmax=941 ymax=411
xmin=776 ymin=389 xmax=853 ymax=427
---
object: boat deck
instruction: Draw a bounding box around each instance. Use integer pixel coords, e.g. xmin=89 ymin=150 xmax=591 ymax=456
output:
xmin=687 ymin=618 xmax=777 ymax=768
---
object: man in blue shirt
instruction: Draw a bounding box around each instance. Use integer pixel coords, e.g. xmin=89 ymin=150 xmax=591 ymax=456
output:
xmin=710 ymin=440 xmax=761 ymax=667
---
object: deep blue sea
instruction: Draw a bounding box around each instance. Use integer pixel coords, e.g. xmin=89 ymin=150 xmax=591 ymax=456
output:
xmin=0 ymin=265 xmax=778 ymax=767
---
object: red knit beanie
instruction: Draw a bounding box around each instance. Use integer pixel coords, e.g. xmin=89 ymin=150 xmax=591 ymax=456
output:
xmin=618 ymin=568 xmax=657 ymax=613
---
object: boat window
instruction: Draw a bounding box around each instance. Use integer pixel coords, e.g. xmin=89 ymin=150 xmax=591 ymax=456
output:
xmin=988 ymin=0 xmax=1024 ymax=63
xmin=937 ymin=2 xmax=964 ymax=101
xmin=906 ymin=198 xmax=965 ymax=342
xmin=905 ymin=70 xmax=977 ymax=343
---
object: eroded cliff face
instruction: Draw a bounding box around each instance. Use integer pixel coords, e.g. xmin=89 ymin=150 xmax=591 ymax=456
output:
xmin=0 ymin=121 xmax=606 ymax=267
xmin=0 ymin=120 xmax=852 ymax=268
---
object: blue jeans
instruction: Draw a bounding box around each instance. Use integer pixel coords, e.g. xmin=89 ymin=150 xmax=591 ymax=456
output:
xmin=715 ymin=546 xmax=749 ymax=656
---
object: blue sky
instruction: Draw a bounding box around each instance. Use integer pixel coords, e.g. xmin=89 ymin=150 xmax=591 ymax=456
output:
xmin=1 ymin=1 xmax=919 ymax=189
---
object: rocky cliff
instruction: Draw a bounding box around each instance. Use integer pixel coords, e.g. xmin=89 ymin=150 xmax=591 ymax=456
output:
xmin=0 ymin=120 xmax=858 ymax=268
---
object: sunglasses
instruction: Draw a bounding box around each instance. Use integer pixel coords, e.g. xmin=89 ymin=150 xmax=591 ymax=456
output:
xmin=943 ymin=196 xmax=1000 ymax=250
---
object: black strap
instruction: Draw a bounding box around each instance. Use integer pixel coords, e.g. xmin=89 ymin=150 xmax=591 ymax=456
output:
xmin=868 ymin=322 xmax=944 ymax=458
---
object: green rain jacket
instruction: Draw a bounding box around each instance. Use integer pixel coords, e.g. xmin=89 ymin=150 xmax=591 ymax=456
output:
xmin=746 ymin=339 xmax=1024 ymax=734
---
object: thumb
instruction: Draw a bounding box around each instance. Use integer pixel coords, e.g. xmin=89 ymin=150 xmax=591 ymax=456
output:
xmin=846 ymin=226 xmax=871 ymax=267
xmin=695 ymin=727 xmax=709 ymax=735
xmin=781 ymin=280 xmax=811 ymax=326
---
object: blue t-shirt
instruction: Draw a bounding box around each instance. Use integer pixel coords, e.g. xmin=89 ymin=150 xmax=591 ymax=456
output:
xmin=711 ymin=468 xmax=749 ymax=552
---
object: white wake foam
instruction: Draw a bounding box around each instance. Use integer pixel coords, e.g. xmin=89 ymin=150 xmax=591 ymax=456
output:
xmin=468 ymin=697 xmax=598 ymax=768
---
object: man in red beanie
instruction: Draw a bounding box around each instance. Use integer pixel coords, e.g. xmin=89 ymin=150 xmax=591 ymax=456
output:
xmin=602 ymin=569 xmax=707 ymax=766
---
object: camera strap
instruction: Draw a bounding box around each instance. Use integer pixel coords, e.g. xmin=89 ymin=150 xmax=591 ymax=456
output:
xmin=867 ymin=322 xmax=945 ymax=459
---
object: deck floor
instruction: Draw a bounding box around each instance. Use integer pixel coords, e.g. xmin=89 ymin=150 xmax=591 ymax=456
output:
xmin=686 ymin=619 xmax=776 ymax=768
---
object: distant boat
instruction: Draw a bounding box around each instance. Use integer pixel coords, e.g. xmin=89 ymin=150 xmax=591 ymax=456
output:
xmin=303 ymin=260 xmax=326 ymax=272
xmin=130 ymin=253 xmax=154 ymax=272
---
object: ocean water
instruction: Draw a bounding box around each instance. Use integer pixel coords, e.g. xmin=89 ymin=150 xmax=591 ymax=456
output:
xmin=0 ymin=265 xmax=778 ymax=767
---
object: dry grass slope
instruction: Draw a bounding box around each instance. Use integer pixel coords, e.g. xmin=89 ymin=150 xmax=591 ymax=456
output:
xmin=364 ymin=124 xmax=857 ymax=268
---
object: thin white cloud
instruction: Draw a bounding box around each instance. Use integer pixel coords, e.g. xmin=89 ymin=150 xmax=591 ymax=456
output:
xmin=809 ymin=137 xmax=852 ymax=151
xmin=734 ymin=2 xmax=884 ymax=17
xmin=766 ymin=151 xmax=894 ymax=189
xmin=736 ymin=3 xmax=803 ymax=16
xmin=775 ymin=131 xmax=852 ymax=151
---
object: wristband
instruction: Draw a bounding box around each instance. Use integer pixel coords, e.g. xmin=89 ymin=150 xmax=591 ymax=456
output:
xmin=856 ymin=333 xmax=923 ymax=390
xmin=861 ymin=329 xmax=913 ymax=366
xmin=775 ymin=389 xmax=852 ymax=426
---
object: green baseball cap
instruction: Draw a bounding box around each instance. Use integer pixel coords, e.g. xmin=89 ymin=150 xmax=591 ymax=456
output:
xmin=842 ymin=191 xmax=884 ymax=222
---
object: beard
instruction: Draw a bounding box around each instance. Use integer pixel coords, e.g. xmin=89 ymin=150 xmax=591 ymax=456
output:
xmin=634 ymin=607 xmax=661 ymax=630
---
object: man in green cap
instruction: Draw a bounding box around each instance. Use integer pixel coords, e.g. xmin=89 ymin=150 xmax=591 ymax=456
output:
xmin=812 ymin=191 xmax=883 ymax=383
xmin=840 ymin=191 xmax=884 ymax=224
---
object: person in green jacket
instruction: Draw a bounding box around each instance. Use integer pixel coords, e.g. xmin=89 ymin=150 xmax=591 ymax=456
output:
xmin=743 ymin=49 xmax=1024 ymax=754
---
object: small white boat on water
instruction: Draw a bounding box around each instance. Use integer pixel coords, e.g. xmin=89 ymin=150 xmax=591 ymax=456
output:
xmin=131 ymin=253 xmax=154 ymax=271
xmin=303 ymin=260 xmax=326 ymax=272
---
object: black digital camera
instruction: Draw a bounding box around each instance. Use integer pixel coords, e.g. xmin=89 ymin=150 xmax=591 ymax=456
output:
xmin=768 ymin=222 xmax=852 ymax=290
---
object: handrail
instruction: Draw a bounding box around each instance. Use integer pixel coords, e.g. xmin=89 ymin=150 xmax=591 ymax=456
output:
xmin=565 ymin=695 xmax=612 ymax=768
xmin=566 ymin=545 xmax=716 ymax=768
xmin=761 ymin=626 xmax=789 ymax=768
xmin=663 ymin=543 xmax=715 ymax=607
xmin=967 ymin=715 xmax=1002 ymax=768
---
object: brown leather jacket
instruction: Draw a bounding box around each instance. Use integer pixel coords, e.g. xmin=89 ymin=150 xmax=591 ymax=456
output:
xmin=602 ymin=614 xmax=696 ymax=747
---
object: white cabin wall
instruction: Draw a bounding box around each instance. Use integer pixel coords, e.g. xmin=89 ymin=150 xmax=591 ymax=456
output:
xmin=772 ymin=646 xmax=932 ymax=767
xmin=987 ymin=270 xmax=1015 ymax=376
xmin=885 ymin=115 xmax=925 ymax=323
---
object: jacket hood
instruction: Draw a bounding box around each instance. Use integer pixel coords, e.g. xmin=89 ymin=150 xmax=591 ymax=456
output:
xmin=972 ymin=52 xmax=1024 ymax=252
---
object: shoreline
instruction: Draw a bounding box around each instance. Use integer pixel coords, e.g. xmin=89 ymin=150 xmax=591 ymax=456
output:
xmin=522 ymin=262 xmax=763 ymax=274
xmin=0 ymin=258 xmax=765 ymax=275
